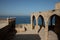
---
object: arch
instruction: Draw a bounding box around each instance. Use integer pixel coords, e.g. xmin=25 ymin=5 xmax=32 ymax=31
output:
xmin=48 ymin=14 xmax=60 ymax=31
xmin=38 ymin=15 xmax=45 ymax=27
xmin=38 ymin=15 xmax=45 ymax=33
xmin=32 ymin=15 xmax=36 ymax=29
xmin=48 ymin=14 xmax=60 ymax=40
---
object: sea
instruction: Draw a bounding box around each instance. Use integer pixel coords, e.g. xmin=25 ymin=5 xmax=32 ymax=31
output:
xmin=0 ymin=16 xmax=30 ymax=24
xmin=0 ymin=16 xmax=55 ymax=25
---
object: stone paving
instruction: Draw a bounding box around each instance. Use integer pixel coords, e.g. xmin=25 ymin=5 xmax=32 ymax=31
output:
xmin=12 ymin=27 xmax=58 ymax=40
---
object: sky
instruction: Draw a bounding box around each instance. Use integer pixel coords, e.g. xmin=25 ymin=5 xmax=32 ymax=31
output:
xmin=0 ymin=0 xmax=60 ymax=16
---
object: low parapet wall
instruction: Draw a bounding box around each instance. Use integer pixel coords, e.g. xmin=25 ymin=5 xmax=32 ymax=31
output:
xmin=16 ymin=24 xmax=31 ymax=32
xmin=0 ymin=17 xmax=16 ymax=29
xmin=0 ymin=17 xmax=16 ymax=24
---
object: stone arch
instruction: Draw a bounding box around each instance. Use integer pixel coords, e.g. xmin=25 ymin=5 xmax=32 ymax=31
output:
xmin=37 ymin=15 xmax=45 ymax=33
xmin=38 ymin=15 xmax=45 ymax=27
xmin=48 ymin=14 xmax=60 ymax=31
xmin=32 ymin=15 xmax=36 ymax=29
xmin=48 ymin=14 xmax=60 ymax=40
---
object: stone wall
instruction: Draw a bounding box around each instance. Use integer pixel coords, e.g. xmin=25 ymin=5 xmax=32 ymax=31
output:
xmin=0 ymin=18 xmax=17 ymax=40
xmin=55 ymin=2 xmax=60 ymax=9
xmin=15 ymin=24 xmax=31 ymax=32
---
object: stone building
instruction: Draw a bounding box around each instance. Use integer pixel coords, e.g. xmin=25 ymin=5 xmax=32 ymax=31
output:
xmin=30 ymin=2 xmax=60 ymax=40
xmin=16 ymin=2 xmax=60 ymax=40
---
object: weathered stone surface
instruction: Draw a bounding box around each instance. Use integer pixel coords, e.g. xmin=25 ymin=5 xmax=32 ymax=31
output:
xmin=55 ymin=2 xmax=60 ymax=9
xmin=48 ymin=31 xmax=58 ymax=40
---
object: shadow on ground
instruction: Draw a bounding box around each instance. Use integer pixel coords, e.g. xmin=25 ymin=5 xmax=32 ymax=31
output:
xmin=13 ymin=34 xmax=41 ymax=40
xmin=0 ymin=25 xmax=17 ymax=40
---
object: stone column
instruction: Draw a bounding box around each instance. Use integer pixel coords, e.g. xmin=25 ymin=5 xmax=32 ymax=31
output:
xmin=35 ymin=16 xmax=40 ymax=33
xmin=36 ymin=17 xmax=38 ymax=27
xmin=31 ymin=15 xmax=33 ymax=30
xmin=44 ymin=18 xmax=49 ymax=40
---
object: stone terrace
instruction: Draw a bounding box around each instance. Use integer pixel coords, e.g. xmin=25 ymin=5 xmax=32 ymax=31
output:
xmin=0 ymin=18 xmax=8 ymax=29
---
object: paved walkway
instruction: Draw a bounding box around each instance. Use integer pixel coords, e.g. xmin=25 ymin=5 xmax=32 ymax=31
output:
xmin=12 ymin=30 xmax=58 ymax=40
